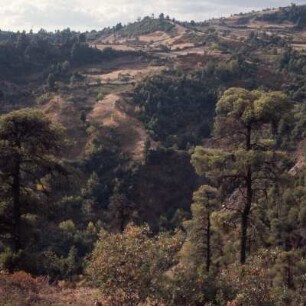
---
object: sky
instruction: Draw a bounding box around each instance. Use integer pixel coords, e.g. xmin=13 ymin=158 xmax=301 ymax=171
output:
xmin=0 ymin=0 xmax=306 ymax=32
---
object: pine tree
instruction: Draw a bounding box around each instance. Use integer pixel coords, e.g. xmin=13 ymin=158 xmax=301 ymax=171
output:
xmin=182 ymin=185 xmax=218 ymax=272
xmin=192 ymin=87 xmax=291 ymax=264
xmin=0 ymin=109 xmax=65 ymax=251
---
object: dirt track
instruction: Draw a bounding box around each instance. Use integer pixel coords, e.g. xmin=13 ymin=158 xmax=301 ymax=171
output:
xmin=89 ymin=94 xmax=148 ymax=161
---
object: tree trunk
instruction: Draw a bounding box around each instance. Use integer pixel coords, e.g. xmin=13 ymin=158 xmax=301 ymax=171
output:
xmin=240 ymin=125 xmax=252 ymax=264
xmin=12 ymin=161 xmax=21 ymax=252
xmin=240 ymin=211 xmax=248 ymax=264
xmin=206 ymin=211 xmax=211 ymax=272
xmin=240 ymin=162 xmax=253 ymax=264
xmin=284 ymin=251 xmax=294 ymax=289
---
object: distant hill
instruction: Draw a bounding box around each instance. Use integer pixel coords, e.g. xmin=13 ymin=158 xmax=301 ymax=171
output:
xmin=255 ymin=4 xmax=306 ymax=28
xmin=118 ymin=16 xmax=175 ymax=36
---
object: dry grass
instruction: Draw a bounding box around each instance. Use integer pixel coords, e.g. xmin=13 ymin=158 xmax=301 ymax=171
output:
xmin=88 ymin=94 xmax=148 ymax=161
xmin=39 ymin=286 xmax=101 ymax=306
xmin=39 ymin=94 xmax=88 ymax=159
xmin=170 ymin=42 xmax=195 ymax=50
xmin=138 ymin=30 xmax=171 ymax=43
xmin=0 ymin=271 xmax=102 ymax=306
xmin=94 ymin=22 xmax=190 ymax=51
xmin=248 ymin=20 xmax=294 ymax=29
xmin=88 ymin=93 xmax=121 ymax=127
xmin=86 ymin=66 xmax=163 ymax=83
xmin=291 ymin=43 xmax=306 ymax=51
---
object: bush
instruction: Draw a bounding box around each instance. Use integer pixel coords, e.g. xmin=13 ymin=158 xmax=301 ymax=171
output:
xmin=0 ymin=271 xmax=47 ymax=306
xmin=0 ymin=248 xmax=21 ymax=272
xmin=86 ymin=224 xmax=182 ymax=305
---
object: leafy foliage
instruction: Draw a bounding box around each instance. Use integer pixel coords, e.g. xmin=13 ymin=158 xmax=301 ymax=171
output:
xmin=87 ymin=224 xmax=182 ymax=306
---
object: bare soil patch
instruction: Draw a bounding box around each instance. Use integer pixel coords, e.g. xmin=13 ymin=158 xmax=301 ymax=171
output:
xmin=86 ymin=66 xmax=163 ymax=83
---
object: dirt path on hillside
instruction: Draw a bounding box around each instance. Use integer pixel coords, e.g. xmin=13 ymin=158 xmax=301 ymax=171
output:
xmin=88 ymin=93 xmax=148 ymax=161
xmin=139 ymin=31 xmax=171 ymax=43
xmin=166 ymin=23 xmax=190 ymax=48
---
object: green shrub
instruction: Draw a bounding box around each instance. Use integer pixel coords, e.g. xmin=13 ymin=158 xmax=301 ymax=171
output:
xmin=86 ymin=225 xmax=182 ymax=305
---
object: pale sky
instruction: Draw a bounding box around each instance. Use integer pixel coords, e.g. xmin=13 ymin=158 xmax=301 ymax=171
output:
xmin=0 ymin=0 xmax=306 ymax=32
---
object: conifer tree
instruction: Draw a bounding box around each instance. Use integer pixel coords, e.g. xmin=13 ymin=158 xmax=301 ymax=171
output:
xmin=192 ymin=88 xmax=291 ymax=264
xmin=182 ymin=185 xmax=218 ymax=272
xmin=0 ymin=109 xmax=65 ymax=251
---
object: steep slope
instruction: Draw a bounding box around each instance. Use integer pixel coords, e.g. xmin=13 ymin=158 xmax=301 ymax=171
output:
xmin=88 ymin=93 xmax=148 ymax=161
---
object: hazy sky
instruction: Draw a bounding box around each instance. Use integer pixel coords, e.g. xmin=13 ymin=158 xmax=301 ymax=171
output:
xmin=1 ymin=0 xmax=306 ymax=32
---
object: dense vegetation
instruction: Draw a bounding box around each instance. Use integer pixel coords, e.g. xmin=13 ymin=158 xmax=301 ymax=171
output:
xmin=133 ymin=73 xmax=217 ymax=148
xmin=257 ymin=4 xmax=306 ymax=28
xmin=119 ymin=15 xmax=175 ymax=36
xmin=0 ymin=29 xmax=143 ymax=82
xmin=0 ymin=5 xmax=306 ymax=306
xmin=90 ymin=14 xmax=175 ymax=40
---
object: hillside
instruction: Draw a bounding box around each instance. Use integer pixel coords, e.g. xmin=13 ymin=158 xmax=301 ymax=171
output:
xmin=0 ymin=3 xmax=306 ymax=306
